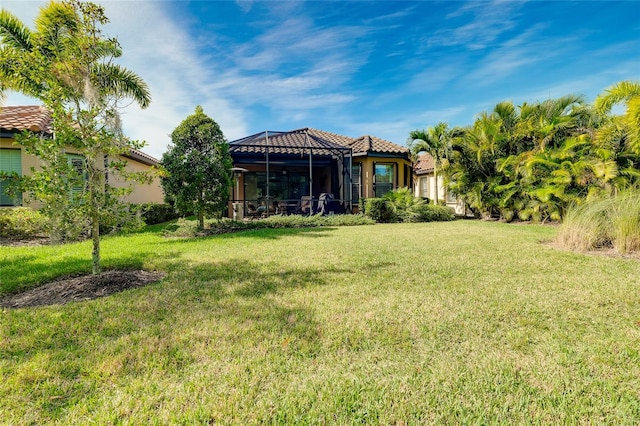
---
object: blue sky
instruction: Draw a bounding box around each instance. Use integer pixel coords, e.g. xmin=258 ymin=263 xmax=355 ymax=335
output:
xmin=4 ymin=0 xmax=640 ymax=159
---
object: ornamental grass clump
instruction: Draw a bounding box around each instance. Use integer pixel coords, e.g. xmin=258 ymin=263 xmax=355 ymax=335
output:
xmin=557 ymin=188 xmax=640 ymax=253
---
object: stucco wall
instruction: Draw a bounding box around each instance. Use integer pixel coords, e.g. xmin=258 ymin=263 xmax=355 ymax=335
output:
xmin=353 ymin=156 xmax=412 ymax=199
xmin=1 ymin=138 xmax=164 ymax=208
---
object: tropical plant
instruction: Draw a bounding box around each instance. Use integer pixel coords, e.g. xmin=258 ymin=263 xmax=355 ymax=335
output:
xmin=0 ymin=1 xmax=152 ymax=274
xmin=557 ymin=187 xmax=640 ymax=253
xmin=161 ymin=106 xmax=233 ymax=230
xmin=409 ymin=122 xmax=452 ymax=204
xmin=595 ymin=80 xmax=640 ymax=155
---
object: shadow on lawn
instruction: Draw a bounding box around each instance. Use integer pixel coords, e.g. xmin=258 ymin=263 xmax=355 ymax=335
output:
xmin=1 ymin=256 xmax=330 ymax=421
xmin=159 ymin=226 xmax=338 ymax=244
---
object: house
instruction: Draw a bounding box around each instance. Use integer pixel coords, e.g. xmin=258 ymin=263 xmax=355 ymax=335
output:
xmin=413 ymin=152 xmax=465 ymax=215
xmin=228 ymin=128 xmax=411 ymax=217
xmin=0 ymin=105 xmax=164 ymax=208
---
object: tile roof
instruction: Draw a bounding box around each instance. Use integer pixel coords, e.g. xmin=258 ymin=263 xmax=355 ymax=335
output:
xmin=0 ymin=105 xmax=52 ymax=133
xmin=229 ymin=128 xmax=351 ymax=157
xmin=229 ymin=128 xmax=409 ymax=157
xmin=414 ymin=153 xmax=435 ymax=174
xmin=348 ymin=135 xmax=409 ymax=155
xmin=0 ymin=105 xmax=158 ymax=165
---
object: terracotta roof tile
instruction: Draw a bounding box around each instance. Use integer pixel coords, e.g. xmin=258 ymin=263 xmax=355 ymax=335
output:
xmin=414 ymin=153 xmax=435 ymax=174
xmin=0 ymin=105 xmax=52 ymax=133
xmin=229 ymin=128 xmax=409 ymax=157
xmin=348 ymin=135 xmax=409 ymax=155
xmin=1 ymin=105 xmax=158 ymax=165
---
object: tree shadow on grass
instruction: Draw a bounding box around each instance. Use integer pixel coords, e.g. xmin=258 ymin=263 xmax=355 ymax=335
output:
xmin=0 ymin=249 xmax=183 ymax=297
xmin=159 ymin=226 xmax=338 ymax=245
xmin=1 ymin=256 xmax=334 ymax=422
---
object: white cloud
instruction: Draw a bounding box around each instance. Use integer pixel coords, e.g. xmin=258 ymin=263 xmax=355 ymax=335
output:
xmin=3 ymin=0 xmax=249 ymax=159
xmin=428 ymin=0 xmax=524 ymax=50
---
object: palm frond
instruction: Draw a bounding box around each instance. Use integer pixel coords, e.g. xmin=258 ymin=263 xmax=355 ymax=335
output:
xmin=0 ymin=9 xmax=33 ymax=51
xmin=92 ymin=63 xmax=151 ymax=108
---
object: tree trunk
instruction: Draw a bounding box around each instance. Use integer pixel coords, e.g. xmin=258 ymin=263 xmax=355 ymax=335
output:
xmin=92 ymin=212 xmax=101 ymax=275
xmin=198 ymin=210 xmax=204 ymax=230
xmin=433 ymin=165 xmax=439 ymax=205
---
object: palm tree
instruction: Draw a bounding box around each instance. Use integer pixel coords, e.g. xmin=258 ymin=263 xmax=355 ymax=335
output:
xmin=0 ymin=4 xmax=150 ymax=108
xmin=409 ymin=122 xmax=452 ymax=204
xmin=0 ymin=1 xmax=151 ymax=275
xmin=595 ymin=80 xmax=640 ymax=156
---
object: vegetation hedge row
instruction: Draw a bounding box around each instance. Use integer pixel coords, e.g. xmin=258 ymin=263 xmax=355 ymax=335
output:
xmin=363 ymin=188 xmax=455 ymax=223
xmin=140 ymin=203 xmax=182 ymax=225
xmin=0 ymin=207 xmax=49 ymax=239
xmin=164 ymin=214 xmax=375 ymax=238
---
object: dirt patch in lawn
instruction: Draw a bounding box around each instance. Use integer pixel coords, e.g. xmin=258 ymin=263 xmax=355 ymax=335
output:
xmin=0 ymin=270 xmax=166 ymax=309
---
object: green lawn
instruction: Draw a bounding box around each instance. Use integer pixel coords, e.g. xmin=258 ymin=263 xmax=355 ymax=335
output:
xmin=1 ymin=221 xmax=639 ymax=424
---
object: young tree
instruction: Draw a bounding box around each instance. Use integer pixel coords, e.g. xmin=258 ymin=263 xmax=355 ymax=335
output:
xmin=161 ymin=106 xmax=232 ymax=229
xmin=0 ymin=1 xmax=152 ymax=274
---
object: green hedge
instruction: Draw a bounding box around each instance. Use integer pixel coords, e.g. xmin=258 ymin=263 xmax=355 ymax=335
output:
xmin=362 ymin=188 xmax=456 ymax=223
xmin=139 ymin=203 xmax=182 ymax=225
xmin=0 ymin=207 xmax=49 ymax=239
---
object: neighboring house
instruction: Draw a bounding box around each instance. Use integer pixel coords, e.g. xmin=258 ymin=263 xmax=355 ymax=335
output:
xmin=413 ymin=152 xmax=465 ymax=215
xmin=0 ymin=105 xmax=164 ymax=208
xmin=228 ymin=128 xmax=411 ymax=216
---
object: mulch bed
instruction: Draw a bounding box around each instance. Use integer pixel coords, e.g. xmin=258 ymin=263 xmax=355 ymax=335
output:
xmin=0 ymin=270 xmax=166 ymax=309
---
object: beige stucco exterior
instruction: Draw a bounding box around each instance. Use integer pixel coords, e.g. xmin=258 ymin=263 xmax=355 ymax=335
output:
xmin=353 ymin=155 xmax=412 ymax=200
xmin=1 ymin=138 xmax=164 ymax=208
xmin=413 ymin=172 xmax=466 ymax=215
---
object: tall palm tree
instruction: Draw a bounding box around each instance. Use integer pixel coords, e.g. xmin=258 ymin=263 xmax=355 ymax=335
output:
xmin=0 ymin=4 xmax=150 ymax=109
xmin=0 ymin=1 xmax=151 ymax=275
xmin=409 ymin=122 xmax=452 ymax=204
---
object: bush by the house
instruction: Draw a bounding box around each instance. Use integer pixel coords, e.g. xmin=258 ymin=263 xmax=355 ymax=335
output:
xmin=140 ymin=203 xmax=182 ymax=225
xmin=0 ymin=207 xmax=49 ymax=239
xmin=363 ymin=198 xmax=398 ymax=223
xmin=364 ymin=188 xmax=456 ymax=223
xmin=163 ymin=214 xmax=375 ymax=238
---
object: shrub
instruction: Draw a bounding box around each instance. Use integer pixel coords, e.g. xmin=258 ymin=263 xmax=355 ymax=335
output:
xmin=140 ymin=203 xmax=181 ymax=225
xmin=363 ymin=188 xmax=456 ymax=223
xmin=413 ymin=203 xmax=456 ymax=222
xmin=0 ymin=207 xmax=49 ymax=239
xmin=557 ymin=188 xmax=640 ymax=253
xmin=364 ymin=198 xmax=398 ymax=223
xmin=163 ymin=214 xmax=375 ymax=238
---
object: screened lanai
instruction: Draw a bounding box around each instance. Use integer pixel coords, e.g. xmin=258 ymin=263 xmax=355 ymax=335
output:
xmin=228 ymin=128 xmax=353 ymax=217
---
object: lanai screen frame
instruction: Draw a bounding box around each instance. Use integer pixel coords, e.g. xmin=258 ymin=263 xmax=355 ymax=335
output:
xmin=229 ymin=129 xmax=354 ymax=213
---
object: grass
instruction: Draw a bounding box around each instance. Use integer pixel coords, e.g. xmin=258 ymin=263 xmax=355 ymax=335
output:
xmin=1 ymin=220 xmax=639 ymax=424
xmin=557 ymin=188 xmax=640 ymax=253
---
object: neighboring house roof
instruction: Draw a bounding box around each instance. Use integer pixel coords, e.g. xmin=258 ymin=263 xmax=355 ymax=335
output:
xmin=348 ymin=135 xmax=409 ymax=156
xmin=414 ymin=153 xmax=435 ymax=175
xmin=0 ymin=105 xmax=52 ymax=133
xmin=0 ymin=105 xmax=159 ymax=166
xmin=229 ymin=127 xmax=409 ymax=158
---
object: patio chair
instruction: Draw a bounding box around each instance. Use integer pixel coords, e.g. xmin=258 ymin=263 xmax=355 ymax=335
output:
xmin=246 ymin=202 xmax=260 ymax=219
xmin=297 ymin=196 xmax=312 ymax=215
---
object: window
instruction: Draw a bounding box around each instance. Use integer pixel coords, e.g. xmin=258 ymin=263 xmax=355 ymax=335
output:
xmin=446 ymin=189 xmax=456 ymax=203
xmin=419 ymin=176 xmax=429 ymax=199
xmin=351 ymin=163 xmax=361 ymax=201
xmin=0 ymin=149 xmax=22 ymax=206
xmin=374 ymin=163 xmax=394 ymax=197
xmin=67 ymin=154 xmax=87 ymax=199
